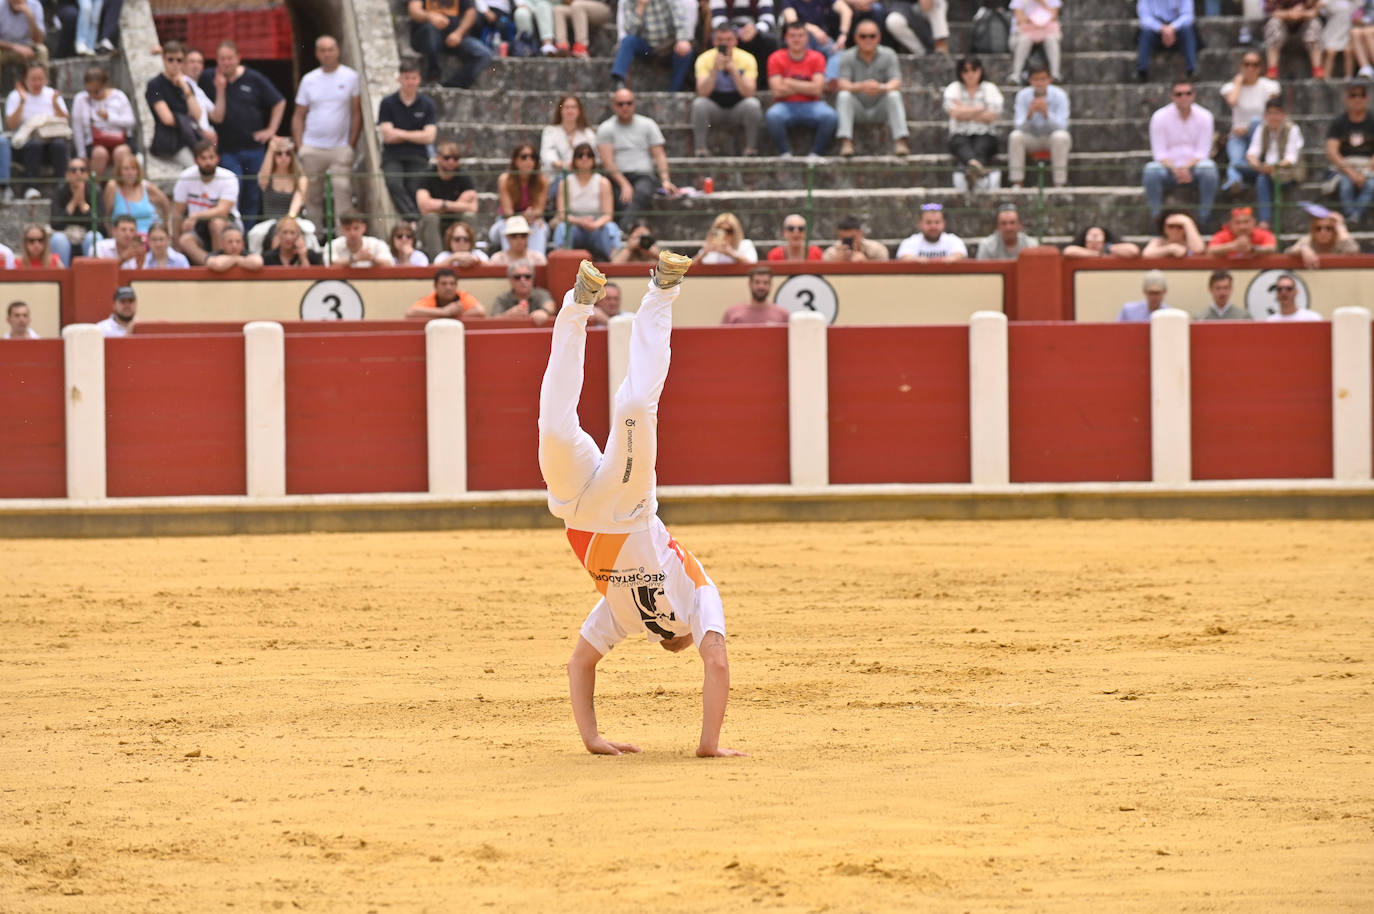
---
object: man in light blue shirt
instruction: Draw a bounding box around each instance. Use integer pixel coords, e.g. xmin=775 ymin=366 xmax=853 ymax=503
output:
xmin=1009 ymin=65 xmax=1071 ymax=187
xmin=1118 ymin=270 xmax=1172 ymax=322
xmin=1136 ymin=0 xmax=1197 ymax=81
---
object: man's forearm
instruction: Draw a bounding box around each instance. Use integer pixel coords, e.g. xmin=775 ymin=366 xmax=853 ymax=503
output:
xmin=698 ymin=646 xmax=730 ymax=754
xmin=568 ymin=659 xmax=602 ymax=747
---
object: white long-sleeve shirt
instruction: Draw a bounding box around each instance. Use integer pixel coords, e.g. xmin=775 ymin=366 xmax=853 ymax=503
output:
xmin=1246 ymin=120 xmax=1303 ymax=165
xmin=69 ymin=89 xmax=136 ymax=154
xmin=1149 ymin=102 xmax=1214 ymax=166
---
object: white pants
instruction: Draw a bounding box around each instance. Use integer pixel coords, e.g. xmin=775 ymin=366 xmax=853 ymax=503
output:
xmin=1009 ymin=129 xmax=1072 ymax=186
xmin=538 ymin=278 xmax=677 ymax=532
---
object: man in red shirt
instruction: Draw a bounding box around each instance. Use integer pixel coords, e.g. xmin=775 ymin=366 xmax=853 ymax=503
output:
xmin=766 ymin=213 xmax=823 ymax=261
xmin=721 ymin=265 xmax=791 ymax=324
xmin=764 ymin=20 xmax=836 ymax=158
xmin=1206 ymin=206 xmax=1277 ymax=257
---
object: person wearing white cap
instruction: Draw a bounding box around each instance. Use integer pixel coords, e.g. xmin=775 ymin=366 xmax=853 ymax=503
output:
xmin=95 ymin=286 xmax=137 ymax=337
xmin=1117 ymin=270 xmax=1172 ymax=322
xmin=489 ymin=214 xmax=547 ymax=268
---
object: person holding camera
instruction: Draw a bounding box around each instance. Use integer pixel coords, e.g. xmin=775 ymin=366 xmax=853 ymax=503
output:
xmin=611 ymin=219 xmax=660 ymax=262
xmin=822 ymin=214 xmax=889 ymax=260
xmin=692 ymin=24 xmax=763 ymax=157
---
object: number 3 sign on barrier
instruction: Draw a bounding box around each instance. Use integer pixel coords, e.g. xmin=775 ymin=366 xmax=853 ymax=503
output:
xmin=300 ymin=279 xmax=366 ymax=320
xmin=774 ymin=274 xmax=839 ymax=324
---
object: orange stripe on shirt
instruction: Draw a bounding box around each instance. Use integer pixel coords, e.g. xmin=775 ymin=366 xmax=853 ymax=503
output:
xmin=577 ymin=531 xmax=629 ymax=595
xmin=667 ymin=534 xmax=708 ymax=589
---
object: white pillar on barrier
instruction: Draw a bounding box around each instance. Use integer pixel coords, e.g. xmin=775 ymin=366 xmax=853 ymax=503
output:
xmin=243 ymin=321 xmax=286 ymax=497
xmin=425 ymin=318 xmax=468 ymax=495
xmin=788 ymin=310 xmax=829 ymax=487
xmin=1150 ymin=307 xmax=1192 ymax=484
xmin=62 ymin=324 xmax=106 ymax=500
xmin=607 ymin=313 xmax=632 ymax=420
xmin=1332 ymin=306 xmax=1372 ymax=482
xmin=969 ymin=311 xmax=1009 ymax=486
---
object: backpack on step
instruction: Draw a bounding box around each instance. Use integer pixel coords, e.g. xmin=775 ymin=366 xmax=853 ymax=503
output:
xmin=971 ymin=6 xmax=1012 ymax=55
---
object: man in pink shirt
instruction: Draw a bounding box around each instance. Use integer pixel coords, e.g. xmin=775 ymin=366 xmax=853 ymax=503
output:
xmin=721 ymin=265 xmax=791 ymax=324
xmin=1141 ymin=80 xmax=1218 ymax=227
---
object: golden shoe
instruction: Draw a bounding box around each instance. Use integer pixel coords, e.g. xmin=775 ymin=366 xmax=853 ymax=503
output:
xmin=653 ymin=250 xmax=691 ymax=288
xmin=572 ymin=259 xmax=607 ymax=305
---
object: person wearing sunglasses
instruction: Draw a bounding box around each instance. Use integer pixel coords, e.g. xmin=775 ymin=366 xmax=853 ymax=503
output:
xmin=416 ymin=139 xmax=477 ymax=255
xmin=489 ymin=262 xmax=554 ymax=325
xmin=1219 ymin=51 xmax=1278 ymax=196
xmin=834 ymin=21 xmax=909 ymax=157
xmin=1286 ymin=202 xmax=1358 ymax=268
xmin=694 ymin=211 xmax=757 ymax=265
xmin=14 ymin=223 xmax=61 ymax=268
xmin=491 ymin=142 xmax=549 ymax=254
xmin=389 ymin=224 xmax=429 ymax=266
xmin=769 ymin=212 xmax=823 ymax=261
xmin=1264 ymin=273 xmax=1322 ymax=321
xmin=552 ymin=142 xmax=620 ymax=261
xmin=145 ymin=41 xmax=206 ymax=167
xmin=597 ymin=88 xmax=677 ymax=228
xmin=1142 ymin=80 xmax=1219 ymax=227
xmin=48 ymin=156 xmax=101 ymax=265
xmin=433 ymin=221 xmax=489 ymax=267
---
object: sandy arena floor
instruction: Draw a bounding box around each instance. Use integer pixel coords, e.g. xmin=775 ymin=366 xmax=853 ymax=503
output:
xmin=1 ymin=519 xmax=1371 ymax=912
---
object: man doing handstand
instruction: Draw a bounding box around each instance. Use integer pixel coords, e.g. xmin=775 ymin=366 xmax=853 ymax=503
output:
xmin=538 ymin=253 xmax=746 ymax=758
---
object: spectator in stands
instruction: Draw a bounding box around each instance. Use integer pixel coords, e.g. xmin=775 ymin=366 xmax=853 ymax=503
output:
xmin=766 ymin=20 xmax=838 ymax=157
xmin=542 ymin=94 xmax=596 ymax=183
xmin=597 ymin=88 xmax=676 ymax=227
xmin=975 ymin=203 xmax=1038 ymax=259
xmin=147 ymin=43 xmax=205 ymax=167
xmin=823 ymin=214 xmax=889 ymax=260
xmin=1266 ymin=272 xmax=1321 ymax=320
xmin=416 ymin=139 xmax=479 ymax=256
xmin=173 ymin=140 xmax=241 ymax=266
xmin=327 ymin=213 xmax=394 ymax=267
xmin=1117 ymin=270 xmax=1171 ymax=321
xmin=390 ymin=223 xmax=429 ymax=266
xmin=489 ymin=262 xmax=554 ymax=324
xmin=552 ymin=142 xmax=620 ymax=260
xmin=70 ymin=66 xmax=133 ymax=180
xmin=1264 ymin=0 xmax=1323 ymax=78
xmin=1325 ymin=81 xmax=1374 ymax=225
xmin=588 ymin=280 xmax=622 ymax=325
xmin=885 ymin=1 xmax=937 ymax=58
xmin=14 ymin=223 xmax=59 ymax=267
xmin=611 ymin=0 xmax=696 ymax=92
xmin=378 ymin=63 xmax=438 ymax=223
xmin=5 ymin=63 xmax=69 ymax=200
xmin=249 ymin=137 xmax=310 ymax=252
xmin=897 ymin=202 xmax=967 ymax=260
xmin=1207 ymin=205 xmax=1278 ymax=256
xmin=1220 ymin=50 xmax=1278 ymax=196
xmin=1062 ymin=224 xmax=1142 ymax=258
xmin=1194 ymin=269 xmax=1252 ymax=320
xmin=95 ymin=213 xmax=144 ymax=266
xmin=93 ymin=0 xmax=121 ymax=54
xmin=491 ymin=215 xmax=548 ymax=267
xmin=206 ymin=226 xmax=264 ymax=272
xmin=1008 ymin=0 xmax=1061 ymax=83
xmin=835 ymin=21 xmax=909 ymax=156
xmin=1287 ymin=202 xmax=1359 ymax=266
xmin=712 ymin=0 xmax=778 ymax=63
xmin=293 ymin=34 xmax=361 ymax=231
xmin=721 ymin=264 xmax=790 ymax=323
xmin=1136 ymin=0 xmax=1199 ymax=81
xmin=143 ymin=222 xmax=190 ymax=268
xmin=209 ymin=40 xmax=286 ymax=226
xmin=1143 ymin=80 xmax=1218 ymax=227
xmin=1008 ymin=64 xmax=1070 ymax=188
xmin=408 ymin=0 xmax=493 ymax=87
xmin=1142 ymin=210 xmax=1206 ymax=257
xmin=1246 ymin=97 xmax=1303 ymax=227
xmin=103 ymin=153 xmax=169 ymax=236
xmin=1353 ymin=1 xmax=1374 ymax=78
xmin=433 ymin=221 xmax=490 ymax=266
xmin=694 ymin=211 xmax=758 ymax=264
xmin=554 ymin=0 xmax=612 ymax=57
xmin=0 ymin=237 xmax=13 ymax=266
xmin=4 ymin=300 xmax=36 ymax=338
xmin=780 ymin=0 xmax=841 ymax=63
xmin=406 ymin=267 xmax=486 ymax=318
xmin=492 ymin=142 xmax=550 ymax=253
xmin=96 ymin=285 xmax=136 ymax=337
xmin=768 ymin=212 xmax=822 ymax=260
xmin=1321 ymin=0 xmax=1356 ymax=79
xmin=0 ymin=0 xmax=46 ymax=73
xmin=692 ymin=23 xmax=763 ymax=157
xmin=181 ymin=48 xmax=217 ymax=143
xmin=943 ymin=56 xmax=1002 ymax=189
xmin=262 ymin=216 xmax=322 ymax=266
xmin=611 ymin=219 xmax=660 ymax=262
xmin=49 ymin=157 xmax=99 ymax=265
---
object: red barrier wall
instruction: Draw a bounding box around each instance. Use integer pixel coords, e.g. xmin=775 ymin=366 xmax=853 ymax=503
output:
xmin=105 ymin=336 xmax=246 ymax=497
xmin=828 ymin=326 xmax=972 ymax=484
xmin=284 ymin=334 xmax=428 ymax=494
xmin=465 ymin=329 xmax=609 ymax=491
xmin=1191 ymin=323 xmax=1333 ymax=480
xmin=0 ymin=340 xmax=65 ymax=498
xmin=658 ymin=327 xmax=790 ymax=485
xmin=1009 ymin=324 xmax=1153 ymax=482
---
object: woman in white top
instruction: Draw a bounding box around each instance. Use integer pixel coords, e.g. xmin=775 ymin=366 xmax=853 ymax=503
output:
xmin=389 ymin=223 xmax=430 ymax=266
xmin=541 ymin=94 xmax=597 ymax=201
xmin=70 ymin=66 xmax=135 ymax=179
xmin=943 ymin=56 xmax=1003 ymax=188
xmin=1245 ymin=97 xmax=1304 ymax=228
xmin=433 ymin=221 xmax=491 ymax=267
xmin=552 ymin=142 xmax=620 ymax=260
xmin=1008 ymin=0 xmax=1061 ymax=82
xmin=693 ymin=212 xmax=758 ymax=265
xmin=1220 ymin=50 xmax=1280 ymax=193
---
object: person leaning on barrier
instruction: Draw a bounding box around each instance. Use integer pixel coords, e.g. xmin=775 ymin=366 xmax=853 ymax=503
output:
xmin=897 ymin=202 xmax=966 ymax=261
xmin=822 ymin=214 xmax=889 ymax=261
xmin=205 ymin=225 xmax=264 ymax=273
xmin=327 ymin=213 xmax=395 ymax=267
xmin=262 ymin=216 xmax=322 ymax=267
xmin=1194 ymin=269 xmax=1252 ymax=321
xmin=1062 ymin=224 xmax=1141 ymax=259
xmin=292 ymin=34 xmax=361 ymax=231
xmin=406 ymin=267 xmax=486 ymax=319
xmin=172 ymin=140 xmax=242 ymax=266
xmin=975 ymin=202 xmax=1038 ymax=260
xmin=1117 ymin=269 xmax=1172 ymax=322
xmin=489 ymin=262 xmax=555 ymax=325
xmin=1286 ymin=202 xmax=1359 ymax=268
xmin=1206 ymin=205 xmax=1277 ymax=258
xmin=768 ymin=212 xmax=823 ymax=261
xmin=1141 ymin=210 xmax=1205 ymax=258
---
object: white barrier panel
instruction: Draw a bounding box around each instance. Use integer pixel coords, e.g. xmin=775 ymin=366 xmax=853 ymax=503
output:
xmin=1332 ymin=307 xmax=1373 ymax=482
xmin=1150 ymin=308 xmax=1192 ymax=484
xmin=969 ymin=311 xmax=1010 ymax=486
xmin=244 ymin=322 xmax=286 ymax=498
xmin=62 ymin=324 xmax=106 ymax=500
xmin=788 ymin=311 xmax=829 ymax=487
xmin=426 ymin=318 xmax=468 ymax=495
xmin=607 ymin=313 xmax=632 ymax=421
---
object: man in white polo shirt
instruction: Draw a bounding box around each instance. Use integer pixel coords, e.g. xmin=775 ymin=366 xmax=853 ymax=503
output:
xmin=292 ymin=34 xmax=361 ymax=231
